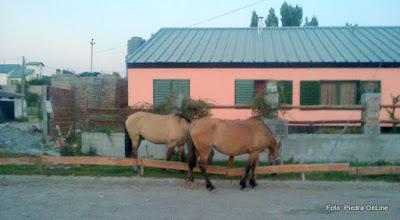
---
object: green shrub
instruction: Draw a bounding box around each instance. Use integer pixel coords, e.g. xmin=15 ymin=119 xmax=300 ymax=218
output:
xmin=181 ymin=98 xmax=211 ymax=120
xmin=60 ymin=146 xmax=77 ymax=156
xmin=251 ymin=92 xmax=277 ymax=118
xmin=25 ymin=93 xmax=40 ymax=107
xmin=27 ymin=77 xmax=51 ymax=86
xmin=15 ymin=116 xmax=29 ymax=122
xmin=153 ymin=93 xmax=211 ymax=120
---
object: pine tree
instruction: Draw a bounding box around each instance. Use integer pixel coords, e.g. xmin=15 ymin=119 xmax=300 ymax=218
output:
xmin=280 ymin=2 xmax=303 ymax=26
xmin=250 ymin=10 xmax=259 ymax=27
xmin=265 ymin=8 xmax=279 ymax=27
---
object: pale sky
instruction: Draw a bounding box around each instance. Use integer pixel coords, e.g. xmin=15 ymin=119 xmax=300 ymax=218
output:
xmin=1 ymin=0 xmax=399 ymax=76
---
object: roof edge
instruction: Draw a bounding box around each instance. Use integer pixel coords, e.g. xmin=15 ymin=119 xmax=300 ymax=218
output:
xmin=127 ymin=62 xmax=400 ymax=68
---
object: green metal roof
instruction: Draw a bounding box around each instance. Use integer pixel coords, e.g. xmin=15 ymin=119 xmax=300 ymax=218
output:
xmin=0 ymin=64 xmax=19 ymax=73
xmin=8 ymin=66 xmax=33 ymax=78
xmin=126 ymin=26 xmax=400 ymax=68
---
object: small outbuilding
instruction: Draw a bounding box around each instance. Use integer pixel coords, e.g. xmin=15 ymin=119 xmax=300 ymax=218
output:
xmin=0 ymin=91 xmax=26 ymax=120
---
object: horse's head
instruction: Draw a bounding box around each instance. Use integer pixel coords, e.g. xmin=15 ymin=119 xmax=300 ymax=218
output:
xmin=268 ymin=139 xmax=282 ymax=165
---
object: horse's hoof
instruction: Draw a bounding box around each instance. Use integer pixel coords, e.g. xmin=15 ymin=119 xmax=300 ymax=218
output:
xmin=240 ymin=179 xmax=247 ymax=190
xmin=249 ymin=179 xmax=258 ymax=188
xmin=206 ymin=184 xmax=215 ymax=191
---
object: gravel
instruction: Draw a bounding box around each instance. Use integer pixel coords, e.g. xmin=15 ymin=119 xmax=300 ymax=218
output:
xmin=0 ymin=123 xmax=58 ymax=156
xmin=0 ymin=175 xmax=399 ymax=220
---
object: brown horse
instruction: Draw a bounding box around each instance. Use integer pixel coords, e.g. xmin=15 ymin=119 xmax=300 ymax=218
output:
xmin=125 ymin=111 xmax=190 ymax=162
xmin=187 ymin=117 xmax=280 ymax=191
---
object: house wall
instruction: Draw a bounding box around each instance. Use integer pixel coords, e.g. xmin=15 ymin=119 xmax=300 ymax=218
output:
xmin=7 ymin=78 xmax=21 ymax=85
xmin=25 ymin=65 xmax=43 ymax=79
xmin=128 ymin=68 xmax=400 ymax=121
xmin=0 ymin=73 xmax=7 ymax=85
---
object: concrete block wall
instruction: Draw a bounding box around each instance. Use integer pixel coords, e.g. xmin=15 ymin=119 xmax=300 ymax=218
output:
xmin=81 ymin=132 xmax=400 ymax=163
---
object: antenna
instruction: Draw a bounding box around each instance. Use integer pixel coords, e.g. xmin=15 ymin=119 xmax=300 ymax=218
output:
xmin=90 ymin=38 xmax=95 ymax=72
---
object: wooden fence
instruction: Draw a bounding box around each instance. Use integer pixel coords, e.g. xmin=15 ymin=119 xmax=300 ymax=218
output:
xmin=1 ymin=156 xmax=399 ymax=177
xmin=83 ymin=104 xmax=400 ymax=130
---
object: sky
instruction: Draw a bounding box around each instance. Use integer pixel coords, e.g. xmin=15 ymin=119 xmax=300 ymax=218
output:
xmin=1 ymin=0 xmax=400 ymax=76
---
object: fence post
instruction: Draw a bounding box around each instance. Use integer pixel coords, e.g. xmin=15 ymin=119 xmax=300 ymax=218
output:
xmin=361 ymin=93 xmax=381 ymax=136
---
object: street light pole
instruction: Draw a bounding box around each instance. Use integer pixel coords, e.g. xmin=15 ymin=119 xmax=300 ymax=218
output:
xmin=90 ymin=38 xmax=95 ymax=72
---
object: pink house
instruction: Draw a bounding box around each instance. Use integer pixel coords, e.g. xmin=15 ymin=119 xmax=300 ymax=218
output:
xmin=126 ymin=27 xmax=400 ymax=124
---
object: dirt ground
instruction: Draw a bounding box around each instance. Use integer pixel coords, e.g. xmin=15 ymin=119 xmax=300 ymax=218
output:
xmin=0 ymin=175 xmax=399 ymax=220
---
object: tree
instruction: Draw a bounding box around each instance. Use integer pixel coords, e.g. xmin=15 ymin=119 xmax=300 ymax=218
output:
xmin=280 ymin=2 xmax=303 ymax=26
xmin=112 ymin=72 xmax=121 ymax=77
xmin=265 ymin=8 xmax=279 ymax=27
xmin=250 ymin=10 xmax=259 ymax=27
xmin=304 ymin=16 xmax=319 ymax=26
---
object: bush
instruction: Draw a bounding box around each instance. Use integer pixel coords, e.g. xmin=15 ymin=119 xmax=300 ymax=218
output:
xmin=251 ymin=92 xmax=277 ymax=118
xmin=60 ymin=146 xmax=77 ymax=156
xmin=181 ymin=98 xmax=211 ymax=120
xmin=15 ymin=116 xmax=29 ymax=122
xmin=25 ymin=93 xmax=40 ymax=107
xmin=153 ymin=93 xmax=211 ymax=120
xmin=28 ymin=77 xmax=51 ymax=86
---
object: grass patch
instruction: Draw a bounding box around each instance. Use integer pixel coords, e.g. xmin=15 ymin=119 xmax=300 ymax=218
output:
xmin=0 ymin=149 xmax=29 ymax=158
xmin=0 ymin=164 xmax=398 ymax=182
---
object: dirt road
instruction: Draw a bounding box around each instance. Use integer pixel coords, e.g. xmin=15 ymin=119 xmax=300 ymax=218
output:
xmin=0 ymin=175 xmax=399 ymax=219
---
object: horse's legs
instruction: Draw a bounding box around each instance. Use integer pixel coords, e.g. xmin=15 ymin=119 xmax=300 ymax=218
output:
xmin=199 ymin=154 xmax=215 ymax=191
xmin=227 ymin=156 xmax=234 ymax=169
xmin=249 ymin=156 xmax=260 ymax=188
xmin=131 ymin=135 xmax=141 ymax=158
xmin=166 ymin=146 xmax=174 ymax=161
xmin=178 ymin=144 xmax=185 ymax=162
xmin=240 ymin=152 xmax=259 ymax=190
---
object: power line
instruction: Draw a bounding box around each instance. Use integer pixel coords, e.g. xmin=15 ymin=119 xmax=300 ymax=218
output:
xmin=188 ymin=0 xmax=267 ymax=27
xmin=92 ymin=0 xmax=267 ymax=55
xmin=94 ymin=44 xmax=127 ymax=54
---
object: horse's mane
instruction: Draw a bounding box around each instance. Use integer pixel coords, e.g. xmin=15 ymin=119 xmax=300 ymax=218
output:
xmin=175 ymin=113 xmax=191 ymax=123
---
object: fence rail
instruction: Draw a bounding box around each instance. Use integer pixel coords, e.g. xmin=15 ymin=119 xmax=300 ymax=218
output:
xmin=1 ymin=156 xmax=399 ymax=176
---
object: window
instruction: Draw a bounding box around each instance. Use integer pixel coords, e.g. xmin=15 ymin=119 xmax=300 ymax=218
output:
xmin=320 ymin=81 xmax=357 ymax=105
xmin=235 ymin=80 xmax=293 ymax=105
xmin=300 ymin=80 xmax=381 ymax=106
xmin=153 ymin=80 xmax=190 ymax=106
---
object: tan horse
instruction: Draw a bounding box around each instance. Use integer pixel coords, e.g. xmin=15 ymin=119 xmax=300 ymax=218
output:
xmin=187 ymin=117 xmax=280 ymax=191
xmin=125 ymin=111 xmax=190 ymax=162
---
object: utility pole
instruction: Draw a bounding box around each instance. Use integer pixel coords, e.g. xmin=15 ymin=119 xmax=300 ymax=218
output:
xmin=21 ymin=56 xmax=26 ymax=117
xmin=90 ymin=38 xmax=95 ymax=72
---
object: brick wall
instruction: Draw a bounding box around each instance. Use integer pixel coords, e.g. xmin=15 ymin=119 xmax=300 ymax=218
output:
xmin=50 ymin=74 xmax=128 ymax=129
xmin=50 ymin=87 xmax=74 ymax=135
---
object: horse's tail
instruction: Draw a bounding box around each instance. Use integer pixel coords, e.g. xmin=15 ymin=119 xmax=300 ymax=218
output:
xmin=124 ymin=126 xmax=133 ymax=158
xmin=187 ymin=124 xmax=196 ymax=168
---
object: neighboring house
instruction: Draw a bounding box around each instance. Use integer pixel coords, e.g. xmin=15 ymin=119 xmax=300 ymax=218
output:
xmin=0 ymin=64 xmax=19 ymax=85
xmin=0 ymin=63 xmax=43 ymax=85
xmin=7 ymin=66 xmax=34 ymax=85
xmin=126 ymin=27 xmax=400 ymax=122
xmin=25 ymin=61 xmax=45 ymax=79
